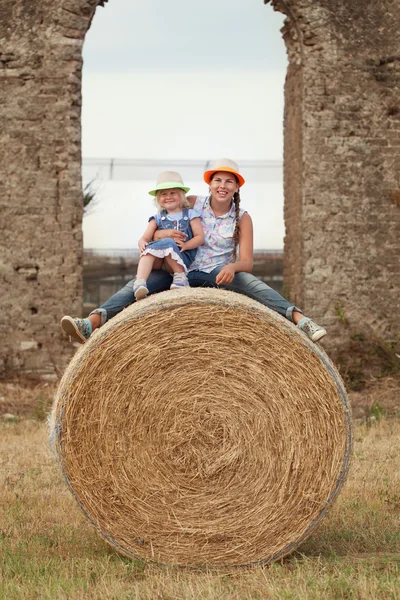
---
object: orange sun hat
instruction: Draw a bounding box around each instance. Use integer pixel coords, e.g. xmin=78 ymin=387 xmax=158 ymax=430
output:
xmin=203 ymin=158 xmax=245 ymax=187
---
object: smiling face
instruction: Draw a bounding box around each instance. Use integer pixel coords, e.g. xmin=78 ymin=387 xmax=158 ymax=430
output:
xmin=209 ymin=171 xmax=239 ymax=206
xmin=156 ymin=188 xmax=186 ymax=213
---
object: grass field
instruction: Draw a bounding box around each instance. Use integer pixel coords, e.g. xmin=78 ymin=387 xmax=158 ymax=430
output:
xmin=0 ymin=380 xmax=399 ymax=599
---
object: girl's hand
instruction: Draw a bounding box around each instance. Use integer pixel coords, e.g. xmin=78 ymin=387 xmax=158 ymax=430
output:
xmin=177 ymin=240 xmax=188 ymax=251
xmin=138 ymin=239 xmax=148 ymax=253
xmin=216 ymin=264 xmax=236 ymax=285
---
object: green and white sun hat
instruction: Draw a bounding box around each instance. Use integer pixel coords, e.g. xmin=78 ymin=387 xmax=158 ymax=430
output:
xmin=148 ymin=171 xmax=191 ymax=196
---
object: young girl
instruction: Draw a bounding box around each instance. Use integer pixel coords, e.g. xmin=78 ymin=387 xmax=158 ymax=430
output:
xmin=133 ymin=171 xmax=204 ymax=300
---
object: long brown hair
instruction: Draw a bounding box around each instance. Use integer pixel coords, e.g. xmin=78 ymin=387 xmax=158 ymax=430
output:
xmin=231 ymin=190 xmax=241 ymax=262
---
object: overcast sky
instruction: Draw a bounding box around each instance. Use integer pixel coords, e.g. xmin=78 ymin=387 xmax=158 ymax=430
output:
xmin=84 ymin=0 xmax=287 ymax=73
xmin=81 ymin=0 xmax=289 ymax=249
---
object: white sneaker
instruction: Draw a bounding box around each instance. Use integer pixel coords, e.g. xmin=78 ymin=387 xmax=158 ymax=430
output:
xmin=133 ymin=279 xmax=149 ymax=300
xmin=170 ymin=273 xmax=189 ymax=290
xmin=298 ymin=318 xmax=327 ymax=342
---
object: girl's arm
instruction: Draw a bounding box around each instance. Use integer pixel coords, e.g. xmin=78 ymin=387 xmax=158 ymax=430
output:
xmin=215 ymin=213 xmax=254 ymax=285
xmin=178 ymin=217 xmax=204 ymax=251
xmin=153 ymin=227 xmax=186 ymax=243
xmin=235 ymin=212 xmax=254 ymax=272
xmin=138 ymin=219 xmax=158 ymax=253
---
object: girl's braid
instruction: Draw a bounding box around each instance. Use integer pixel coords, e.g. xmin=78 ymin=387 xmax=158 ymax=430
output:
xmin=232 ymin=190 xmax=241 ymax=263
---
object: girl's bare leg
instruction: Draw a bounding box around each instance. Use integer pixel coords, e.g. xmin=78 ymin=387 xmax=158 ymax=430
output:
xmin=136 ymin=254 xmax=156 ymax=280
xmin=164 ymin=256 xmax=188 ymax=289
xmin=293 ymin=311 xmax=303 ymax=324
xmin=164 ymin=256 xmax=185 ymax=274
xmin=88 ymin=313 xmax=101 ymax=331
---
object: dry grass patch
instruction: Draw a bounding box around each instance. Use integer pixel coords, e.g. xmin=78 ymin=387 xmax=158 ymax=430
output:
xmin=348 ymin=376 xmax=400 ymax=420
xmin=1 ymin=416 xmax=399 ymax=599
xmin=0 ymin=379 xmax=55 ymax=421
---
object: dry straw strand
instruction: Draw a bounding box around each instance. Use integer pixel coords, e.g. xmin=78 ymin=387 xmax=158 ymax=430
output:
xmin=50 ymin=288 xmax=352 ymax=568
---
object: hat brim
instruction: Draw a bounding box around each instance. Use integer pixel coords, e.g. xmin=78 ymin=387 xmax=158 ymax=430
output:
xmin=203 ymin=167 xmax=245 ymax=187
xmin=148 ymin=182 xmax=191 ymax=196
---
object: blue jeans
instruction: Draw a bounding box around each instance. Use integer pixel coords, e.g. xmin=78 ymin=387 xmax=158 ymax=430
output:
xmin=90 ymin=267 xmax=302 ymax=325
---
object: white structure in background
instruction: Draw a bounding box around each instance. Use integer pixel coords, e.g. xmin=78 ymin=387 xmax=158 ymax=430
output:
xmin=81 ymin=158 xmax=285 ymax=251
xmin=82 ymin=158 xmax=283 ymax=184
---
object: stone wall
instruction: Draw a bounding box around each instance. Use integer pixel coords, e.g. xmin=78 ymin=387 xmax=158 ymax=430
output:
xmin=267 ymin=0 xmax=400 ymax=354
xmin=0 ymin=0 xmax=102 ymax=378
xmin=0 ymin=0 xmax=399 ymax=376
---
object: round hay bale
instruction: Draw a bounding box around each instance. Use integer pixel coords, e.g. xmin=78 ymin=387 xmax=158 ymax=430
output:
xmin=50 ymin=288 xmax=351 ymax=568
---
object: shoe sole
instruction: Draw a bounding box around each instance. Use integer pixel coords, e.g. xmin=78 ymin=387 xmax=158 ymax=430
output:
xmin=134 ymin=287 xmax=149 ymax=300
xmin=60 ymin=316 xmax=87 ymax=344
xmin=310 ymin=329 xmax=327 ymax=343
xmin=170 ymin=284 xmax=189 ymax=290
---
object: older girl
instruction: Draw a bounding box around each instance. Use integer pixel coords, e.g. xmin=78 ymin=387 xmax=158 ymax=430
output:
xmin=184 ymin=158 xmax=325 ymax=342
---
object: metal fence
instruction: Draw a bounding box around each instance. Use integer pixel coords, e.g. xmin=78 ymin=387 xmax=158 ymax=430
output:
xmin=82 ymin=158 xmax=283 ymax=183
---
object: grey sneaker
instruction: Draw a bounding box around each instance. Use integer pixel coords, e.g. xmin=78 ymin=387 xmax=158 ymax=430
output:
xmin=61 ymin=316 xmax=92 ymax=344
xmin=170 ymin=273 xmax=189 ymax=290
xmin=133 ymin=280 xmax=149 ymax=300
xmin=298 ymin=318 xmax=327 ymax=343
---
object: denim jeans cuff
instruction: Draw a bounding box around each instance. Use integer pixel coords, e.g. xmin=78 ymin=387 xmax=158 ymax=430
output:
xmin=89 ymin=307 xmax=107 ymax=326
xmin=286 ymin=305 xmax=303 ymax=323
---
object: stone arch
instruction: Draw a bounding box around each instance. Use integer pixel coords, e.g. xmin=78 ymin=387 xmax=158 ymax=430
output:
xmin=267 ymin=0 xmax=400 ymax=352
xmin=0 ymin=0 xmax=399 ymax=376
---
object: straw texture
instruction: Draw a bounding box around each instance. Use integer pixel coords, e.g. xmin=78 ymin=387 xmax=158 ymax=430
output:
xmin=51 ymin=289 xmax=352 ymax=568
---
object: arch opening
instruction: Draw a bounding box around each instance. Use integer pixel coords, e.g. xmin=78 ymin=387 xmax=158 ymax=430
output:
xmin=81 ymin=0 xmax=288 ymax=254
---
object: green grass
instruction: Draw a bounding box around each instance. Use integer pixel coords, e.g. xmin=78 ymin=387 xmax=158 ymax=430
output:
xmin=0 ymin=419 xmax=399 ymax=600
